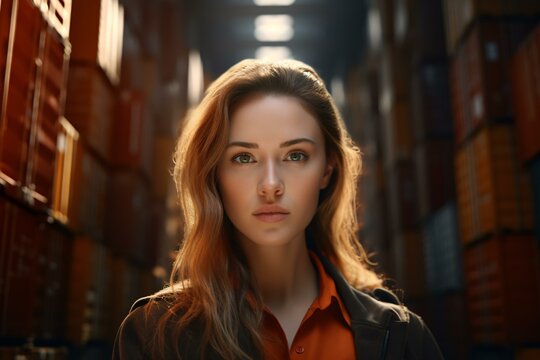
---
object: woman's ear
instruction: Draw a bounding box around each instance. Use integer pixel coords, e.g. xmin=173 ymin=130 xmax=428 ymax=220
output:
xmin=320 ymin=161 xmax=334 ymax=189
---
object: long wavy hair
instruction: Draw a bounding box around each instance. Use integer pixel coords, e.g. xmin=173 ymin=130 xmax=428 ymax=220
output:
xmin=151 ymin=59 xmax=382 ymax=359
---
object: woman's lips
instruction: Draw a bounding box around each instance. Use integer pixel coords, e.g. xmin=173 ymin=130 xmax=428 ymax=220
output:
xmin=253 ymin=212 xmax=289 ymax=223
xmin=253 ymin=205 xmax=290 ymax=223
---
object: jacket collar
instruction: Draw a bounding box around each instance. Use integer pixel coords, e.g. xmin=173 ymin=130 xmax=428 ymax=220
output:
xmin=316 ymin=253 xmax=409 ymax=360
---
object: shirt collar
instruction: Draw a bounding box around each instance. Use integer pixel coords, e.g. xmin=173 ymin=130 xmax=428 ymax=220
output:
xmin=309 ymin=251 xmax=352 ymax=327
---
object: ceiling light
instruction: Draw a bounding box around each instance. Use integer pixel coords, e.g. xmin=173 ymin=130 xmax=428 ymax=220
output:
xmin=255 ymin=15 xmax=294 ymax=42
xmin=254 ymin=0 xmax=295 ymax=6
xmin=368 ymin=7 xmax=382 ymax=50
xmin=255 ymin=46 xmax=292 ymax=61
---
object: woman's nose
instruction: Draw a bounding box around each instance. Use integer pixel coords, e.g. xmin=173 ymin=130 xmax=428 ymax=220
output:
xmin=258 ymin=161 xmax=284 ymax=200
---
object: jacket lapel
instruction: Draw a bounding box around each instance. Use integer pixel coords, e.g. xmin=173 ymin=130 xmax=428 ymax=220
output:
xmin=351 ymin=322 xmax=389 ymax=360
xmin=316 ymin=253 xmax=408 ymax=360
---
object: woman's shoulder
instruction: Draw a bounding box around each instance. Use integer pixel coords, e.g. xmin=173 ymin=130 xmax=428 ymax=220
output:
xmin=349 ymin=286 xmax=410 ymax=322
xmin=112 ymin=284 xmax=188 ymax=360
xmin=128 ymin=283 xmax=186 ymax=313
xmin=351 ymin=288 xmax=444 ymax=359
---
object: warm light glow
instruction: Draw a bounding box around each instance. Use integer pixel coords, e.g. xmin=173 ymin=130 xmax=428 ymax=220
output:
xmin=255 ymin=46 xmax=292 ymax=61
xmin=188 ymin=50 xmax=204 ymax=106
xmin=255 ymin=15 xmax=294 ymax=42
xmin=254 ymin=0 xmax=295 ymax=5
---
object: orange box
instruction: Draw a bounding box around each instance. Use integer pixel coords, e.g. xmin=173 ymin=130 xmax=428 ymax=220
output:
xmin=455 ymin=124 xmax=534 ymax=243
xmin=50 ymin=117 xmax=79 ymax=224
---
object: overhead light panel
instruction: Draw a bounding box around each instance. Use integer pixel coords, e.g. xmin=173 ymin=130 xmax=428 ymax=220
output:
xmin=255 ymin=46 xmax=292 ymax=61
xmin=255 ymin=15 xmax=294 ymax=42
xmin=254 ymin=0 xmax=295 ymax=5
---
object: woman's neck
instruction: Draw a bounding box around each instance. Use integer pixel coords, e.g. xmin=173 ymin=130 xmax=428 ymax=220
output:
xmin=240 ymin=235 xmax=318 ymax=310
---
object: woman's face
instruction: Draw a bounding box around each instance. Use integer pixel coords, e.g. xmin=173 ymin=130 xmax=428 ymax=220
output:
xmin=217 ymin=94 xmax=333 ymax=249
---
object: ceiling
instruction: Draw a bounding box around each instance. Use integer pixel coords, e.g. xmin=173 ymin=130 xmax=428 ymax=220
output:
xmin=186 ymin=0 xmax=368 ymax=83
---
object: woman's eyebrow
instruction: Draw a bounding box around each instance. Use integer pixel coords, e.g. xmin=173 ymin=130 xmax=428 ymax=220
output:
xmin=227 ymin=141 xmax=258 ymax=149
xmin=279 ymin=138 xmax=315 ymax=148
xmin=226 ymin=138 xmax=316 ymax=149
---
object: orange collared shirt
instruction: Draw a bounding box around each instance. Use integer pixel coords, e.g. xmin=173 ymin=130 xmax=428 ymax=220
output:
xmin=260 ymin=253 xmax=356 ymax=359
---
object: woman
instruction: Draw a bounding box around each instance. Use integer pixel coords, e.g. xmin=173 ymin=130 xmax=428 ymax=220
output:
xmin=113 ymin=59 xmax=443 ymax=359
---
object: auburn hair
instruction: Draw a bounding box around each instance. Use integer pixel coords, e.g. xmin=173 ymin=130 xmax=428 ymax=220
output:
xmin=150 ymin=59 xmax=382 ymax=359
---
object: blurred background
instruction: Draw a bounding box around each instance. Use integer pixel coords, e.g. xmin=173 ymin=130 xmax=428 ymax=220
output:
xmin=0 ymin=0 xmax=539 ymax=359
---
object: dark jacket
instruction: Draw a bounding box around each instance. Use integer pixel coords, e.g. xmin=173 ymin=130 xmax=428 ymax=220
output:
xmin=113 ymin=255 xmax=444 ymax=359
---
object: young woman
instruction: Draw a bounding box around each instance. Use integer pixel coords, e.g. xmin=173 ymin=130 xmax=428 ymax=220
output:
xmin=113 ymin=59 xmax=443 ymax=359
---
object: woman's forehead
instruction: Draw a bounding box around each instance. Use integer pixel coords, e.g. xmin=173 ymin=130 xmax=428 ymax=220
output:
xmin=227 ymin=94 xmax=324 ymax=144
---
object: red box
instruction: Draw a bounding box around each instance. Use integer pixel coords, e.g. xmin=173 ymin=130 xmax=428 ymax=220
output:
xmin=511 ymin=25 xmax=540 ymax=164
xmin=415 ymin=138 xmax=455 ymax=219
xmin=68 ymin=141 xmax=109 ymax=242
xmin=0 ymin=0 xmax=41 ymax=190
xmin=105 ymin=170 xmax=149 ymax=264
xmin=443 ymin=0 xmax=540 ymax=54
xmin=34 ymin=220 xmax=72 ymax=340
xmin=110 ymin=90 xmax=153 ymax=178
xmin=67 ymin=236 xmax=113 ymax=344
xmin=383 ymin=99 xmax=414 ymax=165
xmin=150 ymin=135 xmax=175 ymax=200
xmin=26 ymin=26 xmax=70 ymax=208
xmin=146 ymin=200 xmax=165 ymax=268
xmin=69 ymin=0 xmax=124 ymax=84
xmin=464 ymin=235 xmax=540 ymax=345
xmin=427 ymin=293 xmax=469 ymax=360
xmin=390 ymin=231 xmax=427 ymax=299
xmin=450 ymin=20 xmax=534 ymax=145
xmin=410 ymin=0 xmax=447 ymax=65
xmin=411 ymin=63 xmax=453 ymax=142
xmin=110 ymin=256 xmax=140 ymax=339
xmin=64 ymin=65 xmax=114 ymax=162
xmin=0 ymin=202 xmax=41 ymax=338
xmin=0 ymin=196 xmax=10 ymax=318
xmin=387 ymin=159 xmax=419 ymax=232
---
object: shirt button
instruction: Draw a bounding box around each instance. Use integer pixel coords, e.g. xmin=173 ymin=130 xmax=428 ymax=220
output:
xmin=295 ymin=346 xmax=305 ymax=354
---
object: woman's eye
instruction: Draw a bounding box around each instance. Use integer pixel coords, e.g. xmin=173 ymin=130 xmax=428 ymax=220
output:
xmin=232 ymin=153 xmax=254 ymax=164
xmin=286 ymin=152 xmax=307 ymax=162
